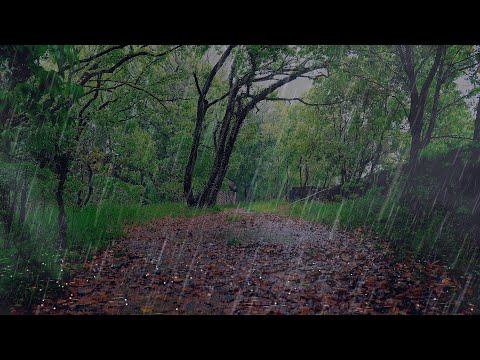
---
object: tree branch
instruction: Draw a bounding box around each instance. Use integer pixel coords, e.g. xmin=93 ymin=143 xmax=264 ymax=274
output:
xmin=265 ymin=96 xmax=345 ymax=107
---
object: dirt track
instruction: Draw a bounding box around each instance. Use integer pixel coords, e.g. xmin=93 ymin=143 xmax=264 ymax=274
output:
xmin=34 ymin=209 xmax=476 ymax=315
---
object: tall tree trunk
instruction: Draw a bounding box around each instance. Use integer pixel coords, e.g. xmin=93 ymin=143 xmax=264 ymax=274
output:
xmin=78 ymin=164 xmax=94 ymax=208
xmin=183 ymin=46 xmax=236 ymax=206
xmin=409 ymin=125 xmax=423 ymax=171
xmin=474 ymin=95 xmax=480 ymax=142
xmin=197 ymin=76 xmax=241 ymax=207
xmin=207 ymin=143 xmax=237 ymax=206
xmin=407 ymin=93 xmax=425 ymax=171
xmin=340 ymin=159 xmax=347 ymax=186
xmin=199 ymin=114 xmax=244 ymax=207
xmin=183 ymin=98 xmax=207 ymax=205
xmin=422 ymin=52 xmax=445 ymax=149
xmin=398 ymin=45 xmax=445 ymax=170
xmin=83 ymin=165 xmax=94 ymax=207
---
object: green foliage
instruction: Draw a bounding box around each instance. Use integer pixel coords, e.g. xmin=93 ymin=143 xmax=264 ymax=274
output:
xmin=156 ymin=181 xmax=184 ymax=202
xmin=111 ymin=123 xmax=158 ymax=184
xmin=90 ymin=176 xmax=145 ymax=204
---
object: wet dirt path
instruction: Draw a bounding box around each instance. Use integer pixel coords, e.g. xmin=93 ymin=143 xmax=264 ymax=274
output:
xmin=35 ymin=209 xmax=476 ymax=314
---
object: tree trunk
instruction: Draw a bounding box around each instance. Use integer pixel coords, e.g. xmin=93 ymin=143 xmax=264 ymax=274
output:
xmin=340 ymin=159 xmax=347 ymax=186
xmin=183 ymin=46 xmax=236 ymax=206
xmin=55 ymin=155 xmax=69 ymax=252
xmin=197 ymin=112 xmax=245 ymax=207
xmin=56 ymin=175 xmax=67 ymax=252
xmin=474 ymin=95 xmax=480 ymax=142
xmin=397 ymin=46 xmax=444 ymax=170
xmin=82 ymin=165 xmax=94 ymax=207
xmin=409 ymin=129 xmax=422 ymax=170
xmin=405 ymin=90 xmax=425 ymax=174
xmin=183 ymin=98 xmax=207 ymax=205
xmin=422 ymin=53 xmax=445 ymax=149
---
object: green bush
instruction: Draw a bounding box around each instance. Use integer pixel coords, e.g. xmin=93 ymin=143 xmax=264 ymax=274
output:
xmin=156 ymin=181 xmax=184 ymax=202
xmin=90 ymin=175 xmax=145 ymax=204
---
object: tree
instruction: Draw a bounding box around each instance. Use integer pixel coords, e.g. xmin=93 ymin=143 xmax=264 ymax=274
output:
xmin=1 ymin=45 xmax=183 ymax=251
xmin=394 ymin=45 xmax=446 ymax=168
xmin=474 ymin=96 xmax=480 ymax=142
xmin=184 ymin=45 xmax=335 ymax=207
xmin=394 ymin=45 xmax=479 ymax=167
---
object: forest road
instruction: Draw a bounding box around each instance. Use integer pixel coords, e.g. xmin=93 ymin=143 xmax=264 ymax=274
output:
xmin=35 ymin=209 xmax=476 ymax=314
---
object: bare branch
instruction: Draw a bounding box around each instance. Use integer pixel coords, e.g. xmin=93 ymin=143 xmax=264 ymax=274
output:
xmin=265 ymin=97 xmax=345 ymax=107
xmin=64 ymin=45 xmax=127 ymax=71
xmin=193 ymin=72 xmax=202 ymax=96
xmin=80 ymin=45 xmax=182 ymax=86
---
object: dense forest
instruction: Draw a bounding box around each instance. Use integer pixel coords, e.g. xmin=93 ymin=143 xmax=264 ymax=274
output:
xmin=1 ymin=45 xmax=480 ymax=315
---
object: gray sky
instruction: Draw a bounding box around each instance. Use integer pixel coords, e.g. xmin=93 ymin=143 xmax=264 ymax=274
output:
xmin=205 ymin=46 xmax=478 ymax=113
xmin=205 ymin=47 xmax=313 ymax=99
xmin=278 ymin=77 xmax=312 ymax=98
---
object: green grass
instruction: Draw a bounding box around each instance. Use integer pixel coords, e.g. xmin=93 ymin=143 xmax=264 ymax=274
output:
xmin=225 ymin=214 xmax=242 ymax=222
xmin=67 ymin=202 xmax=218 ymax=253
xmin=0 ymin=201 xmax=220 ymax=308
xmin=241 ymin=188 xmax=479 ymax=273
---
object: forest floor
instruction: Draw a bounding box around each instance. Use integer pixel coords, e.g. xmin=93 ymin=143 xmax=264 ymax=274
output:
xmin=33 ymin=209 xmax=477 ymax=315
